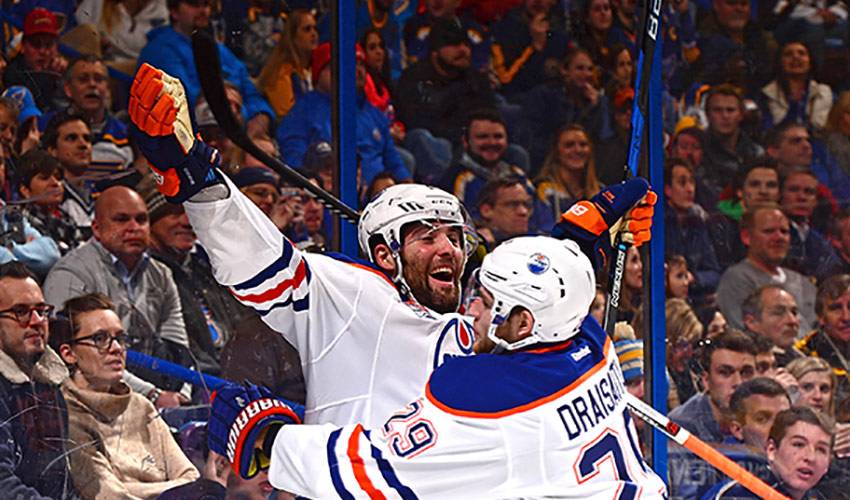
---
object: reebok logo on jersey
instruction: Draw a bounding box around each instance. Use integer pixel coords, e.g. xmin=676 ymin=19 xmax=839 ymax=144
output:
xmin=571 ymin=345 xmax=591 ymax=361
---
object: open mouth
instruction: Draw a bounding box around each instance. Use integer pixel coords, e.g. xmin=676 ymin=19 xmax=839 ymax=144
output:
xmin=796 ymin=467 xmax=814 ymax=482
xmin=429 ymin=266 xmax=456 ymax=285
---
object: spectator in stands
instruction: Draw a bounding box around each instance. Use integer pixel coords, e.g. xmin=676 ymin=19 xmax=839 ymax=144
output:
xmin=0 ymin=262 xmax=76 ymax=498
xmin=765 ymin=122 xmax=849 ymax=209
xmin=787 ymin=357 xmax=837 ymax=416
xmin=43 ymin=186 xmax=192 ymax=408
xmin=701 ymin=85 xmax=764 ymax=209
xmin=832 ymin=209 xmax=850 ymax=274
xmin=404 ymin=0 xmax=490 ymax=71
xmin=442 ymin=109 xmax=539 ymax=220
xmin=1 ymin=86 xmax=43 ymax=159
xmin=665 ymin=297 xmax=705 ymax=408
xmin=3 ymin=8 xmax=67 ymax=111
xmin=521 ymin=47 xmax=613 ymax=170
xmin=705 ymin=407 xmax=832 ymax=499
xmin=716 ymin=204 xmax=817 ymax=332
xmin=279 ymin=42 xmax=410 ymax=186
xmin=364 ymin=171 xmax=397 ymax=203
xmin=796 ymin=274 xmax=850 ymax=403
xmin=360 ymin=28 xmax=407 ymax=147
xmin=43 ymin=112 xmax=96 ymax=233
xmin=664 ymin=157 xmax=722 ymax=300
xmin=140 ymin=177 xmax=249 ymax=377
xmin=709 ymin=158 xmax=780 ymax=269
xmin=576 ymin=0 xmax=620 ymax=79
xmin=669 ymin=329 xmax=757 ymax=442
xmin=0 ymin=177 xmax=62 ymax=277
xmin=0 ymin=97 xmax=18 ymax=167
xmin=396 ymin=18 xmax=496 ymax=180
xmin=137 ymin=0 xmax=274 ymax=137
xmin=728 ymin=377 xmax=792 ymax=452
xmin=615 ymin=338 xmax=645 ymax=400
xmin=619 ymin=245 xmax=643 ymax=323
xmin=610 ymin=0 xmax=638 ymax=48
xmin=475 ymin=176 xmax=534 ymax=248
xmin=779 ymin=166 xmax=840 ymax=280
xmin=256 ymin=9 xmax=317 ymax=121
xmin=233 ymin=166 xmax=280 ymax=219
xmin=534 ymin=123 xmax=602 ymax=218
xmin=758 ymin=41 xmax=833 ymax=133
xmin=752 ymin=336 xmax=782 ymax=378
xmin=595 ymin=86 xmax=633 ymax=184
xmin=352 ymin=0 xmax=404 ymax=81
xmin=285 ymin=173 xmax=329 ymax=251
xmin=75 ymin=0 xmax=168 ymax=67
xmin=695 ymin=0 xmax=776 ymax=92
xmin=773 ymin=0 xmax=848 ymax=69
xmin=670 ymin=126 xmax=706 ymax=177
xmin=54 ymin=293 xmax=199 ymax=498
xmin=193 ymin=85 xmax=243 ymax=170
xmin=823 ymin=91 xmax=850 ymax=176
xmin=0 ymin=150 xmax=8 ymax=202
xmin=603 ymin=44 xmax=635 ymax=97
xmin=666 ymin=254 xmax=695 ymax=299
xmin=490 ymin=0 xmax=569 ymax=99
xmin=59 ymin=56 xmax=133 ymax=173
xmin=16 ymin=149 xmax=83 ymax=255
xmin=741 ymin=285 xmax=805 ymax=366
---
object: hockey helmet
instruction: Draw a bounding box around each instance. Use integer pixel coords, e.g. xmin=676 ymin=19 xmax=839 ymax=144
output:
xmin=478 ymin=236 xmax=595 ymax=350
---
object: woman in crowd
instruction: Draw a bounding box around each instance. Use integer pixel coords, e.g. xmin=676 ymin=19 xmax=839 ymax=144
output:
xmin=575 ymin=0 xmax=626 ymax=78
xmin=666 ymin=254 xmax=695 ymax=300
xmin=360 ymin=28 xmax=405 ymax=144
xmin=824 ymin=91 xmax=850 ymax=174
xmin=758 ymin=41 xmax=833 ymax=132
xmin=257 ymin=8 xmax=318 ymax=120
xmin=54 ymin=293 xmax=199 ymax=499
xmin=75 ymin=0 xmax=168 ymax=67
xmin=604 ymin=44 xmax=634 ymax=97
xmin=787 ymin=357 xmax=837 ymax=416
xmin=665 ymin=298 xmax=704 ymax=408
xmin=535 ymin=124 xmax=602 ymax=220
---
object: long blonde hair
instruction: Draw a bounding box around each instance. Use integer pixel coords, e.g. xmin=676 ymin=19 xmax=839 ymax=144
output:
xmin=257 ymin=9 xmax=314 ymax=92
xmin=536 ymin=124 xmax=601 ymax=199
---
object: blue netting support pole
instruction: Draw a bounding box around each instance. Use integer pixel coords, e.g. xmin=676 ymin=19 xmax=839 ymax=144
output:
xmin=646 ymin=14 xmax=668 ymax=479
xmin=331 ymin=0 xmax=358 ymax=257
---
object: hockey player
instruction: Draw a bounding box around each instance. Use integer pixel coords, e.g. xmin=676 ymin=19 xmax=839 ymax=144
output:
xmin=207 ymin=236 xmax=668 ymax=497
xmin=128 ymin=64 xmax=654 ymax=432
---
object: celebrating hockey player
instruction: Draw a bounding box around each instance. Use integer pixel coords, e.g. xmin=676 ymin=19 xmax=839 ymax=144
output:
xmin=128 ymin=62 xmax=655 ymax=443
xmin=207 ymin=236 xmax=668 ymax=497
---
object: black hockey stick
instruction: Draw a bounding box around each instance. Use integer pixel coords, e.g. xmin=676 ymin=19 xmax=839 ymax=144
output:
xmin=602 ymin=0 xmax=662 ymax=336
xmin=191 ymin=30 xmax=360 ymax=224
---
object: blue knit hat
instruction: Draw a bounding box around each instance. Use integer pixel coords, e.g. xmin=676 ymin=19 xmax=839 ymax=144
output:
xmin=232 ymin=167 xmax=279 ymax=188
xmin=614 ymin=339 xmax=644 ymax=382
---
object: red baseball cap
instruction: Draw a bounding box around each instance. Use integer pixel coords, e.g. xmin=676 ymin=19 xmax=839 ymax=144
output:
xmin=24 ymin=8 xmax=59 ymax=37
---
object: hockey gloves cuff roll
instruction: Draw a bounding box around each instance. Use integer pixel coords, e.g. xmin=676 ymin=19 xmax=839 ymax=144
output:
xmin=208 ymin=383 xmax=302 ymax=479
xmin=552 ymin=178 xmax=657 ymax=267
xmin=128 ymin=63 xmax=223 ymax=203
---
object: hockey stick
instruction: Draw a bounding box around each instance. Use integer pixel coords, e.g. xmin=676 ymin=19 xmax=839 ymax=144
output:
xmin=602 ymin=0 xmax=661 ymax=335
xmin=624 ymin=394 xmax=789 ymax=500
xmin=190 ymin=30 xmax=360 ymax=224
xmin=126 ymin=349 xmax=306 ymax=417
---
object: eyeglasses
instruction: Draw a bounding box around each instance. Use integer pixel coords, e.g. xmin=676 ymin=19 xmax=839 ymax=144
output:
xmin=73 ymin=331 xmax=130 ymax=352
xmin=0 ymin=304 xmax=54 ymax=326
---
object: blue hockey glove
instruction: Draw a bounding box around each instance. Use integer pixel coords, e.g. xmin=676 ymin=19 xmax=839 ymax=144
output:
xmin=128 ymin=63 xmax=223 ymax=203
xmin=208 ymin=383 xmax=302 ymax=479
xmin=551 ymin=178 xmax=657 ymax=268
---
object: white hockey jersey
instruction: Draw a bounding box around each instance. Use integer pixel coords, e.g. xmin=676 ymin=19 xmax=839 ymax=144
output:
xmin=184 ymin=178 xmax=476 ymax=428
xmin=268 ymin=317 xmax=668 ymax=499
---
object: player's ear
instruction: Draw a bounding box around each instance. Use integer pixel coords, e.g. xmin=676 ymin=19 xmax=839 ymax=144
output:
xmin=372 ymin=243 xmax=397 ymax=274
xmin=508 ymin=307 xmax=535 ymax=343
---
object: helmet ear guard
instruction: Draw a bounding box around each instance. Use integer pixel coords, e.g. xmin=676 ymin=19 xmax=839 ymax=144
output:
xmin=479 ymin=236 xmax=596 ymax=351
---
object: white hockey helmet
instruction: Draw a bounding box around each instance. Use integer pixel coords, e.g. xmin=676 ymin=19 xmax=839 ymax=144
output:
xmin=478 ymin=236 xmax=596 ymax=351
xmin=358 ymin=184 xmax=477 ymax=287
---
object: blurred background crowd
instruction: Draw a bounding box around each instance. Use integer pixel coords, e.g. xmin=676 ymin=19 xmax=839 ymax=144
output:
xmin=1 ymin=0 xmax=850 ymax=498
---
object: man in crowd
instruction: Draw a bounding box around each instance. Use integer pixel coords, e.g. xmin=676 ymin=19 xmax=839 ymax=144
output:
xmin=708 ymin=158 xmax=780 ymax=268
xmin=475 ymin=176 xmax=534 ymax=248
xmin=2 ymin=8 xmax=66 ymax=111
xmin=60 ymin=55 xmax=134 ymax=173
xmin=278 ymin=42 xmax=410 ymax=186
xmin=832 ymin=208 xmax=850 ymax=274
xmin=741 ymin=284 xmax=804 ymax=367
xmin=43 ymin=186 xmax=192 ymax=408
xmin=396 ymin=18 xmax=496 ymax=181
xmin=137 ymin=0 xmax=273 ymax=136
xmin=716 ymin=203 xmax=817 ymax=332
xmin=670 ymin=329 xmax=758 ymax=443
xmin=728 ymin=378 xmax=792 ymax=453
xmin=0 ymin=262 xmax=76 ymax=498
xmin=700 ymin=85 xmax=764 ymax=208
xmin=43 ymin=112 xmax=95 ymax=233
xmin=403 ymin=0 xmax=490 ymax=70
xmin=796 ymin=274 xmax=850 ymax=403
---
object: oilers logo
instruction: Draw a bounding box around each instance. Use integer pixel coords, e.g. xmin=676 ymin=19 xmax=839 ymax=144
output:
xmin=527 ymin=253 xmax=550 ymax=274
xmin=432 ymin=317 xmax=475 ymax=368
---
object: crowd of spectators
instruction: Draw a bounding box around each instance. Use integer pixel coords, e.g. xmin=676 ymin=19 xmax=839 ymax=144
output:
xmin=1 ymin=0 xmax=850 ymax=498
